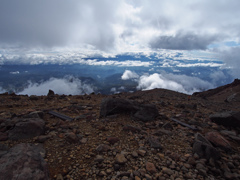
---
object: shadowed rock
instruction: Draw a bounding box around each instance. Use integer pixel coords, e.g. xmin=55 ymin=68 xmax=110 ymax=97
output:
xmin=210 ymin=111 xmax=240 ymax=128
xmin=0 ymin=143 xmax=49 ymax=180
xmin=193 ymin=133 xmax=220 ymax=160
xmin=100 ymin=98 xmax=159 ymax=122
xmin=7 ymin=118 xmax=45 ymax=140
xmin=0 ymin=143 xmax=8 ymax=158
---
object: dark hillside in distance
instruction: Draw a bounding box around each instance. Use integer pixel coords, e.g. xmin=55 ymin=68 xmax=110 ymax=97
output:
xmin=193 ymin=79 xmax=240 ymax=103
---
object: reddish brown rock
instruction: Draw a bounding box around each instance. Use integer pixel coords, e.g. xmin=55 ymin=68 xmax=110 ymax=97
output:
xmin=115 ymin=154 xmax=127 ymax=164
xmin=205 ymin=131 xmax=232 ymax=151
xmin=146 ymin=162 xmax=157 ymax=174
xmin=107 ymin=137 xmax=120 ymax=145
xmin=64 ymin=132 xmax=78 ymax=144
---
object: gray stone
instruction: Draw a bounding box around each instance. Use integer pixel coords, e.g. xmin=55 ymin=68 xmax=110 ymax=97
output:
xmin=0 ymin=143 xmax=8 ymax=158
xmin=193 ymin=133 xmax=220 ymax=160
xmin=115 ymin=154 xmax=127 ymax=164
xmin=96 ymin=144 xmax=111 ymax=152
xmin=132 ymin=151 xmax=138 ymax=158
xmin=147 ymin=136 xmax=162 ymax=149
xmin=162 ymin=167 xmax=173 ymax=175
xmin=100 ymin=98 xmax=159 ymax=122
xmin=8 ymin=118 xmax=45 ymax=140
xmin=95 ymin=155 xmax=104 ymax=163
xmin=0 ymin=143 xmax=49 ymax=180
xmin=210 ymin=111 xmax=240 ymax=128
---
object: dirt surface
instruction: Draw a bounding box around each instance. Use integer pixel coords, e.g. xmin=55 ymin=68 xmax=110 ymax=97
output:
xmin=0 ymin=86 xmax=240 ymax=180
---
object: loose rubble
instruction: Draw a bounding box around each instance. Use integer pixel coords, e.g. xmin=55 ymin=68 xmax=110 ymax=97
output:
xmin=0 ymin=83 xmax=240 ymax=179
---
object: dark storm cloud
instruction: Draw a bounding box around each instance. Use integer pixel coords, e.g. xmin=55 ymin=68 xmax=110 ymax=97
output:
xmin=150 ymin=32 xmax=219 ymax=50
xmin=0 ymin=0 xmax=119 ymax=50
xmin=0 ymin=0 xmax=80 ymax=47
xmin=0 ymin=0 xmax=240 ymax=55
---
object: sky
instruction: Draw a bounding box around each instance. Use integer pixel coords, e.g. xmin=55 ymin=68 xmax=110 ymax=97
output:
xmin=0 ymin=0 xmax=240 ymax=95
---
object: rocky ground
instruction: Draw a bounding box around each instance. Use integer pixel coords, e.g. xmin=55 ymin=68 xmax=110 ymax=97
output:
xmin=0 ymin=80 xmax=240 ymax=180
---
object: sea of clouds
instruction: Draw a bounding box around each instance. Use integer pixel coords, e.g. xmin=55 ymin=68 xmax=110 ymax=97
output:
xmin=16 ymin=76 xmax=95 ymax=96
xmin=121 ymin=70 xmax=214 ymax=94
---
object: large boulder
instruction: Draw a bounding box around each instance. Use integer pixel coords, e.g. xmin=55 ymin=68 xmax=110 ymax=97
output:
xmin=205 ymin=131 xmax=232 ymax=152
xmin=100 ymin=98 xmax=159 ymax=122
xmin=100 ymin=98 xmax=138 ymax=117
xmin=209 ymin=111 xmax=240 ymax=128
xmin=7 ymin=118 xmax=45 ymax=140
xmin=193 ymin=133 xmax=220 ymax=160
xmin=0 ymin=143 xmax=49 ymax=180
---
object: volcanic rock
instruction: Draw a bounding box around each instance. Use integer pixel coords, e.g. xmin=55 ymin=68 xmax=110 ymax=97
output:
xmin=0 ymin=132 xmax=8 ymax=141
xmin=64 ymin=132 xmax=79 ymax=144
xmin=123 ymin=125 xmax=142 ymax=133
xmin=106 ymin=137 xmax=120 ymax=145
xmin=47 ymin=89 xmax=55 ymax=97
xmin=146 ymin=162 xmax=157 ymax=174
xmin=115 ymin=153 xmax=127 ymax=164
xmin=205 ymin=131 xmax=232 ymax=151
xmin=100 ymin=98 xmax=159 ymax=122
xmin=210 ymin=111 xmax=240 ymax=128
xmin=147 ymin=136 xmax=162 ymax=149
xmin=193 ymin=133 xmax=220 ymax=160
xmin=96 ymin=144 xmax=111 ymax=153
xmin=0 ymin=143 xmax=49 ymax=180
xmin=8 ymin=118 xmax=45 ymax=140
xmin=0 ymin=143 xmax=8 ymax=158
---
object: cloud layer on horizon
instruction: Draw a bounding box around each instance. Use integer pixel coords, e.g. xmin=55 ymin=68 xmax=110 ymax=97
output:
xmin=17 ymin=76 xmax=95 ymax=96
xmin=121 ymin=70 xmax=214 ymax=94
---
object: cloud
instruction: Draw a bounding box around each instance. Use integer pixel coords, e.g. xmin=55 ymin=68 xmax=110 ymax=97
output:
xmin=150 ymin=32 xmax=219 ymax=50
xmin=110 ymin=86 xmax=125 ymax=94
xmin=0 ymin=0 xmax=121 ymax=51
xmin=0 ymin=87 xmax=5 ymax=94
xmin=121 ymin=70 xmax=139 ymax=80
xmin=121 ymin=70 xmax=214 ymax=94
xmin=0 ymin=0 xmax=240 ymax=78
xmin=137 ymin=73 xmax=186 ymax=92
xmin=1 ymin=0 xmax=240 ymax=53
xmin=210 ymin=71 xmax=229 ymax=85
xmin=18 ymin=76 xmax=95 ymax=96
xmin=217 ymin=47 xmax=240 ymax=77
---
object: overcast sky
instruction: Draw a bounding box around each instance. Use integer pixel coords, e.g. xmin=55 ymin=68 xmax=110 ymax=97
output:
xmin=0 ymin=0 xmax=240 ymax=76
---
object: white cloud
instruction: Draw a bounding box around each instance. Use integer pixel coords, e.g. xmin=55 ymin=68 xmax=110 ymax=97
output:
xmin=110 ymin=86 xmax=125 ymax=94
xmin=176 ymin=62 xmax=222 ymax=68
xmin=10 ymin=71 xmax=20 ymax=74
xmin=0 ymin=87 xmax=5 ymax=94
xmin=137 ymin=73 xmax=186 ymax=92
xmin=18 ymin=76 xmax=95 ymax=96
xmin=122 ymin=70 xmax=214 ymax=94
xmin=210 ymin=71 xmax=228 ymax=84
xmin=216 ymin=47 xmax=240 ymax=77
xmin=121 ymin=70 xmax=139 ymax=80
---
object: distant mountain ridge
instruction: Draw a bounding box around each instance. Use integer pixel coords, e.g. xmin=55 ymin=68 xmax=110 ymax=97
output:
xmin=193 ymin=79 xmax=240 ymax=102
